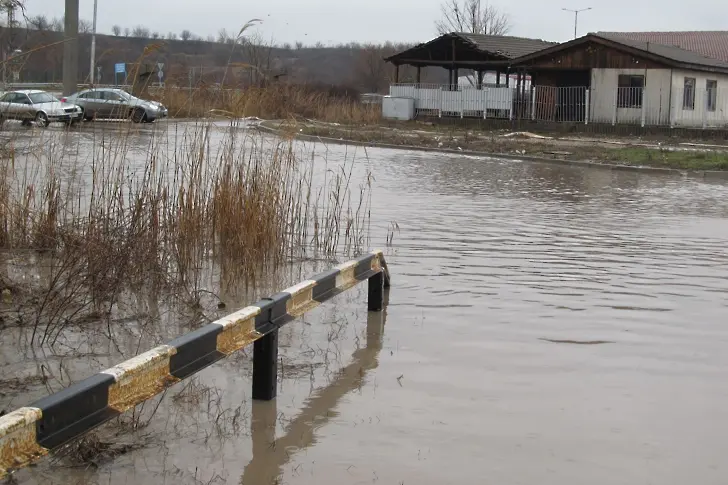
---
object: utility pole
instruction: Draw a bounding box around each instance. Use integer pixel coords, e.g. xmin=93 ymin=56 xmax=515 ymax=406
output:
xmin=63 ymin=0 xmax=79 ymax=95
xmin=89 ymin=0 xmax=98 ymax=84
xmin=562 ymin=7 xmax=591 ymax=39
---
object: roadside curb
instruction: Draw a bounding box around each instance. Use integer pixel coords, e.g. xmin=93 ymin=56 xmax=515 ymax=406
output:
xmin=256 ymin=124 xmax=728 ymax=180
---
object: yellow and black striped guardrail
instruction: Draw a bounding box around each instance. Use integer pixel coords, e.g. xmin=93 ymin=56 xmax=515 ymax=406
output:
xmin=0 ymin=250 xmax=391 ymax=478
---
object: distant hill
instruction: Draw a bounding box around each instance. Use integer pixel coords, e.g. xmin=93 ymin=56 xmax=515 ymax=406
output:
xmin=0 ymin=27 xmax=448 ymax=94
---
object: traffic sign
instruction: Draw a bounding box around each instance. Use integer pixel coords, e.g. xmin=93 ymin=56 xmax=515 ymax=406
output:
xmin=157 ymin=62 xmax=164 ymax=71
xmin=114 ymin=62 xmax=126 ymax=74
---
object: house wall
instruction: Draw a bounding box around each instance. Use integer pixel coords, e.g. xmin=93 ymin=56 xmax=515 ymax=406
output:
xmin=670 ymin=69 xmax=728 ymax=127
xmin=590 ymin=68 xmax=672 ymax=125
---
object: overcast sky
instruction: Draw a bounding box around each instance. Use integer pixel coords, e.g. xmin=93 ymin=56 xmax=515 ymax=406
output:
xmin=24 ymin=0 xmax=728 ymax=45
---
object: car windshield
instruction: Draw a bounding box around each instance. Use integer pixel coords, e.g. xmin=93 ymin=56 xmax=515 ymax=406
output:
xmin=28 ymin=92 xmax=58 ymax=104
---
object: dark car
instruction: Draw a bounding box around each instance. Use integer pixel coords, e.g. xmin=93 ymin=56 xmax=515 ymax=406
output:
xmin=62 ymin=88 xmax=168 ymax=123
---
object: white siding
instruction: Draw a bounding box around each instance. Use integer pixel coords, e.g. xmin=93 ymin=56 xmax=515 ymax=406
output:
xmin=670 ymin=69 xmax=728 ymax=128
xmin=590 ymin=68 xmax=672 ymax=125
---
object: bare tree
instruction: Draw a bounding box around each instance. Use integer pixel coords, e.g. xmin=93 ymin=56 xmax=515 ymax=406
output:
xmin=28 ymin=14 xmax=49 ymax=30
xmin=79 ymin=18 xmax=93 ymax=34
xmin=49 ymin=16 xmax=63 ymax=31
xmin=151 ymin=31 xmax=159 ymax=39
xmin=180 ymin=29 xmax=192 ymax=41
xmin=167 ymin=32 xmax=178 ymax=40
xmin=132 ymin=25 xmax=150 ymax=38
xmin=111 ymin=24 xmax=121 ymax=36
xmin=354 ymin=43 xmax=397 ymax=93
xmin=124 ymin=27 xmax=130 ymax=37
xmin=435 ymin=0 xmax=511 ymax=35
xmin=217 ymin=28 xmax=229 ymax=43
xmin=295 ymin=41 xmax=303 ymax=50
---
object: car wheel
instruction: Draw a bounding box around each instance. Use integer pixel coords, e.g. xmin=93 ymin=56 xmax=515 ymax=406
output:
xmin=131 ymin=108 xmax=145 ymax=123
xmin=35 ymin=112 xmax=49 ymax=128
xmin=81 ymin=108 xmax=93 ymax=121
xmin=21 ymin=119 xmax=32 ymax=127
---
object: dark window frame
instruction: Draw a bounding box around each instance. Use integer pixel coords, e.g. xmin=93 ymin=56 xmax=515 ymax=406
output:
xmin=706 ymin=80 xmax=717 ymax=112
xmin=683 ymin=77 xmax=696 ymax=110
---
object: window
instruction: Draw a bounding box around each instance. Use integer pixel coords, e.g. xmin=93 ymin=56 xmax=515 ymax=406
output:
xmin=617 ymin=75 xmax=644 ymax=108
xmin=28 ymin=92 xmax=57 ymax=104
xmin=707 ymin=80 xmax=717 ymax=112
xmin=683 ymin=77 xmax=696 ymax=110
xmin=101 ymin=91 xmax=123 ymax=101
xmin=11 ymin=93 xmax=31 ymax=104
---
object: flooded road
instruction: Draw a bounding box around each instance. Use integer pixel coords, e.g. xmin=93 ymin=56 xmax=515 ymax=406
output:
xmin=3 ymin=121 xmax=728 ymax=484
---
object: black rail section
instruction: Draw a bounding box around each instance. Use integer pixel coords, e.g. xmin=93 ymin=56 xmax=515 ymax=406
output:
xmin=0 ymin=251 xmax=391 ymax=479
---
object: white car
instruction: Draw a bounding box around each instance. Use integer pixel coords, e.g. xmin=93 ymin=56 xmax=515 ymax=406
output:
xmin=0 ymin=90 xmax=83 ymax=127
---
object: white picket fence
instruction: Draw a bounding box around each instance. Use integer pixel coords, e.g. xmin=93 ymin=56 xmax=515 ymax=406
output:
xmin=389 ymin=84 xmax=728 ymax=129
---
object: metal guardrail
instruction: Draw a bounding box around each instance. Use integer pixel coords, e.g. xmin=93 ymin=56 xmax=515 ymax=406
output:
xmin=0 ymin=250 xmax=391 ymax=478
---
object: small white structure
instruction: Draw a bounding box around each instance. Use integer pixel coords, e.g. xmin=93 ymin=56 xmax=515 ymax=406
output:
xmin=382 ymin=96 xmax=415 ymax=120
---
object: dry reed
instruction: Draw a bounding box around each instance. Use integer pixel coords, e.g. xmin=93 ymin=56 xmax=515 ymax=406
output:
xmin=0 ymin=119 xmax=372 ymax=345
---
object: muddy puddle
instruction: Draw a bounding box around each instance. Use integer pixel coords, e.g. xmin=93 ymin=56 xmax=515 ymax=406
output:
xmin=2 ymin=120 xmax=728 ymax=484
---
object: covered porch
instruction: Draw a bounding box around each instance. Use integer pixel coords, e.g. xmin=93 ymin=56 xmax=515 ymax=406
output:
xmin=384 ymin=32 xmax=555 ymax=119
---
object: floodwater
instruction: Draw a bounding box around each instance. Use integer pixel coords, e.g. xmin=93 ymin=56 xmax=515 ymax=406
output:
xmin=3 ymin=120 xmax=728 ymax=484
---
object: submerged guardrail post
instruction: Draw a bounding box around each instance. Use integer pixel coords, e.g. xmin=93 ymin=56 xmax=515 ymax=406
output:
xmin=252 ymin=329 xmax=279 ymax=401
xmin=368 ymin=271 xmax=384 ymax=312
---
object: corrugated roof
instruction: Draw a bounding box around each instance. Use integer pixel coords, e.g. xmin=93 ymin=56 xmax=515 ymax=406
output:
xmin=594 ymin=33 xmax=728 ymax=70
xmin=453 ymin=33 xmax=556 ymax=59
xmin=598 ymin=31 xmax=728 ymax=63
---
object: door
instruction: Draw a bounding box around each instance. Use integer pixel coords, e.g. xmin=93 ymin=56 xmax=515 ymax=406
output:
xmin=81 ymin=90 xmax=105 ymax=117
xmin=101 ymin=90 xmax=127 ymax=118
xmin=0 ymin=92 xmax=15 ymax=118
xmin=2 ymin=93 xmax=33 ymax=119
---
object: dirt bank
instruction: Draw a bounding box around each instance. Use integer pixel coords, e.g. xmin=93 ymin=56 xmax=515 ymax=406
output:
xmin=260 ymin=120 xmax=728 ymax=172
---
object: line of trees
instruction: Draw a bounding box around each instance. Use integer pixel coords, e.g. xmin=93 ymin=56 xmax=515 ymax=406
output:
xmin=2 ymin=0 xmax=513 ymax=93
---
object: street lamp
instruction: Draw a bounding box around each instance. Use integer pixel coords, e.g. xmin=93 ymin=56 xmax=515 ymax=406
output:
xmin=90 ymin=0 xmax=98 ymax=84
xmin=562 ymin=7 xmax=591 ymax=39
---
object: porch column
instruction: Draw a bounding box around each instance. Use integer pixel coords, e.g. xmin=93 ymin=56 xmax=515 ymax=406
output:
xmin=394 ymin=64 xmax=400 ymax=83
xmin=516 ymin=72 xmax=522 ymax=119
xmin=496 ymin=71 xmax=501 ymax=86
xmin=477 ymin=70 xmax=484 ymax=90
xmin=505 ymin=69 xmax=510 ymax=87
xmin=453 ymin=68 xmax=459 ymax=88
xmin=448 ymin=68 xmax=453 ymax=89
xmin=416 ymin=66 xmax=421 ymax=86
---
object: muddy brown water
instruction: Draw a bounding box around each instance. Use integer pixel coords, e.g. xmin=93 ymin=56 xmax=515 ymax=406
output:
xmin=2 ymin=121 xmax=728 ymax=484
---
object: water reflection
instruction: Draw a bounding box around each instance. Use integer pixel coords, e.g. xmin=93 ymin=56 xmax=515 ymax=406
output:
xmin=241 ymin=305 xmax=387 ymax=485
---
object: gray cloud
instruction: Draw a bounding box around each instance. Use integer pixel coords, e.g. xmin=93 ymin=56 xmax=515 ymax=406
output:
xmin=24 ymin=0 xmax=728 ymax=45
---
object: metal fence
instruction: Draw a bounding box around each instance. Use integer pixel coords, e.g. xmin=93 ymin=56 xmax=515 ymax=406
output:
xmin=389 ymin=83 xmax=728 ymax=129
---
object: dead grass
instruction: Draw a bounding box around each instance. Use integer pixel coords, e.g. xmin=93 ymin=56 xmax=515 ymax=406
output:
xmin=0 ymin=121 xmax=373 ymax=345
xmin=151 ymin=83 xmax=381 ymax=124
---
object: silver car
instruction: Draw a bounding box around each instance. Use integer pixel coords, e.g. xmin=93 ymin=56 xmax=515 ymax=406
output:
xmin=62 ymin=88 xmax=168 ymax=123
xmin=0 ymin=90 xmax=82 ymax=127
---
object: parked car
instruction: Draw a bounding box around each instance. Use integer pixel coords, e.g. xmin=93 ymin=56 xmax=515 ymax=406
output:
xmin=62 ymin=88 xmax=168 ymax=123
xmin=0 ymin=90 xmax=82 ymax=127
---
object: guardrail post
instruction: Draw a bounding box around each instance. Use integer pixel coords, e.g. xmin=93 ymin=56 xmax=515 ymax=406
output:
xmin=368 ymin=271 xmax=384 ymax=312
xmin=252 ymin=329 xmax=278 ymax=401
xmin=585 ymin=88 xmax=590 ymax=125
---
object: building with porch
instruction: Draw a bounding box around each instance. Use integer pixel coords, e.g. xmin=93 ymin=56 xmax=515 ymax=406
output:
xmin=385 ymin=31 xmax=728 ymax=128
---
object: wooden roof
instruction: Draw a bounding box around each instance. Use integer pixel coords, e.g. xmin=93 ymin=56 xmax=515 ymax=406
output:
xmin=385 ymin=32 xmax=556 ymax=68
xmin=511 ymin=33 xmax=728 ymax=74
